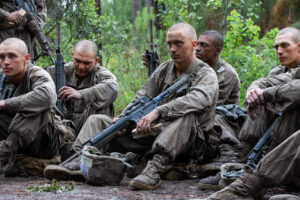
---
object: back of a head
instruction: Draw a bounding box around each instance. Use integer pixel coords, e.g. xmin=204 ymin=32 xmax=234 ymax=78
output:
xmin=74 ymin=40 xmax=98 ymax=57
xmin=277 ymin=27 xmax=300 ymax=44
xmin=0 ymin=38 xmax=28 ymax=55
xmin=168 ymin=23 xmax=197 ymax=41
xmin=200 ymin=30 xmax=224 ymax=49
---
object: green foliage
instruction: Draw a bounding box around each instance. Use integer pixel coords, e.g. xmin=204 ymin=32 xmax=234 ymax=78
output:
xmin=27 ymin=179 xmax=75 ymax=193
xmin=222 ymin=10 xmax=279 ymax=104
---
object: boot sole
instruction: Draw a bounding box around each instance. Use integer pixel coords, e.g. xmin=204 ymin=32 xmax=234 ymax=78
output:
xmin=43 ymin=165 xmax=85 ymax=182
xmin=197 ymin=182 xmax=221 ymax=190
xmin=130 ymin=179 xmax=161 ymax=190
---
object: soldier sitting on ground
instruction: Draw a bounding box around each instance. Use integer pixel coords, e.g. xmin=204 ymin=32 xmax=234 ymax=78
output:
xmin=44 ymin=22 xmax=220 ymax=190
xmin=204 ymin=71 xmax=300 ymax=200
xmin=0 ymin=38 xmax=60 ymax=176
xmin=47 ymin=40 xmax=119 ymax=137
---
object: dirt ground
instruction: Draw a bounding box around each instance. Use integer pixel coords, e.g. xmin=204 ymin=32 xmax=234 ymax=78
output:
xmin=1 ymin=176 xmax=300 ymax=200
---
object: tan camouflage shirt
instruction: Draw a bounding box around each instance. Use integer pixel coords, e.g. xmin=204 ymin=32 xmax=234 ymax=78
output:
xmin=2 ymin=63 xmax=56 ymax=117
xmin=47 ymin=62 xmax=118 ymax=131
xmin=0 ymin=0 xmax=47 ymax=56
xmin=212 ymin=58 xmax=240 ymax=106
xmin=127 ymin=57 xmax=219 ymax=132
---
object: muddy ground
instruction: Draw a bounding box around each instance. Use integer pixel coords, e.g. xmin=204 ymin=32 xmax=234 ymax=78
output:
xmin=1 ymin=176 xmax=300 ymax=200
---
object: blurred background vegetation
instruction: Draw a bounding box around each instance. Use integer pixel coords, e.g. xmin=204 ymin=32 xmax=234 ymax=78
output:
xmin=38 ymin=0 xmax=300 ymax=114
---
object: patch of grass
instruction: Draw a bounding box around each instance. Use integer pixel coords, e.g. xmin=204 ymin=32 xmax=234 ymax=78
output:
xmin=27 ymin=179 xmax=75 ymax=193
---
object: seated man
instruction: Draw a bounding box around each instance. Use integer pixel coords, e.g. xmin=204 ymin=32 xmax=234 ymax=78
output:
xmin=237 ymin=27 xmax=300 ymax=157
xmin=0 ymin=38 xmax=60 ymax=175
xmin=206 ymin=77 xmax=300 ymax=199
xmin=47 ymin=40 xmax=118 ymax=135
xmin=44 ymin=22 xmax=219 ymax=190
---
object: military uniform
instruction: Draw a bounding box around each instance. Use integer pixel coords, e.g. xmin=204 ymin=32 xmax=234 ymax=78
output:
xmin=47 ymin=62 xmax=118 ymax=134
xmin=213 ymin=58 xmax=240 ymax=106
xmin=239 ymin=64 xmax=299 ymax=146
xmin=75 ymin=57 xmax=219 ymax=161
xmin=212 ymin=58 xmax=240 ymax=146
xmin=0 ymin=63 xmax=59 ymax=159
xmin=0 ymin=0 xmax=47 ymax=57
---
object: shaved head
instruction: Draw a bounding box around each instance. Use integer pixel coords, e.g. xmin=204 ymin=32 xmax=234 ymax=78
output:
xmin=0 ymin=38 xmax=28 ymax=55
xmin=277 ymin=27 xmax=300 ymax=44
xmin=74 ymin=40 xmax=98 ymax=58
xmin=168 ymin=23 xmax=197 ymax=41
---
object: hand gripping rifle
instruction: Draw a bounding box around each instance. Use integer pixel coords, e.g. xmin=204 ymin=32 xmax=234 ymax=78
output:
xmin=145 ymin=19 xmax=159 ymax=77
xmin=55 ymin=22 xmax=65 ymax=113
xmin=223 ymin=112 xmax=282 ymax=178
xmin=62 ymin=74 xmax=191 ymax=164
xmin=12 ymin=0 xmax=55 ymax=64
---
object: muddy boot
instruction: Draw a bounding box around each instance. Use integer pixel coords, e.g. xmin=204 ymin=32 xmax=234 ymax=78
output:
xmin=130 ymin=154 xmax=170 ymax=190
xmin=125 ymin=152 xmax=147 ymax=178
xmin=206 ymin=167 xmax=264 ymax=200
xmin=0 ymin=133 xmax=19 ymax=175
xmin=43 ymin=155 xmax=84 ymax=181
xmin=269 ymin=195 xmax=300 ymax=200
xmin=198 ymin=172 xmax=221 ymax=190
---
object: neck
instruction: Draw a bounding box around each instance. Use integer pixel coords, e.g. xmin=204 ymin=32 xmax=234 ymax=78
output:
xmin=208 ymin=56 xmax=219 ymax=68
xmin=287 ymin=59 xmax=300 ymax=69
xmin=175 ymin=56 xmax=194 ymax=76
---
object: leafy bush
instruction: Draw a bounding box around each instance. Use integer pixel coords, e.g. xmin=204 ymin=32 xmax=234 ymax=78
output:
xmin=222 ymin=10 xmax=279 ymax=104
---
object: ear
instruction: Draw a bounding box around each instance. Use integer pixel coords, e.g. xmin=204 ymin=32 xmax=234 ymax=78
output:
xmin=25 ymin=54 xmax=30 ymax=64
xmin=216 ymin=46 xmax=222 ymax=55
xmin=192 ymin=40 xmax=197 ymax=48
xmin=95 ymin=56 xmax=100 ymax=64
xmin=72 ymin=51 xmax=74 ymax=57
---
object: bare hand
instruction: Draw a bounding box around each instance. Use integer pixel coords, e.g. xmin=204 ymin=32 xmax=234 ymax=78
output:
xmin=135 ymin=109 xmax=160 ymax=135
xmin=246 ymin=88 xmax=265 ymax=107
xmin=143 ymin=51 xmax=150 ymax=68
xmin=0 ymin=100 xmax=5 ymax=111
xmin=7 ymin=10 xmax=23 ymax=24
xmin=59 ymin=86 xmax=82 ymax=100
xmin=246 ymin=88 xmax=268 ymax=120
xmin=27 ymin=20 xmax=36 ymax=32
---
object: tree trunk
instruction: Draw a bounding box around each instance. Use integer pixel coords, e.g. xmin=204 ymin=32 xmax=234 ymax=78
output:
xmin=95 ymin=0 xmax=103 ymax=65
xmin=132 ymin=0 xmax=141 ymax=33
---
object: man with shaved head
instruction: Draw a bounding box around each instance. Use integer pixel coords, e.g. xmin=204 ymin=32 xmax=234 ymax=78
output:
xmin=47 ymin=40 xmax=118 ymax=137
xmin=44 ymin=23 xmax=219 ymax=190
xmin=0 ymin=38 xmax=60 ymax=175
xmin=204 ymin=27 xmax=300 ymax=200
xmin=235 ymin=27 xmax=300 ymax=159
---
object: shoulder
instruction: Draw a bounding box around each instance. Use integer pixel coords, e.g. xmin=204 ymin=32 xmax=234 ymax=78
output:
xmin=93 ymin=64 xmax=117 ymax=80
xmin=268 ymin=65 xmax=286 ymax=77
xmin=28 ymin=64 xmax=53 ymax=82
xmin=218 ymin=59 xmax=239 ymax=77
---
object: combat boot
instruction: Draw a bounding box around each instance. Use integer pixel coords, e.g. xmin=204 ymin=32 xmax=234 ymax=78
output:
xmin=206 ymin=167 xmax=264 ymax=200
xmin=0 ymin=133 xmax=19 ymax=175
xmin=43 ymin=155 xmax=84 ymax=181
xmin=269 ymin=194 xmax=300 ymax=200
xmin=125 ymin=152 xmax=147 ymax=178
xmin=198 ymin=172 xmax=221 ymax=190
xmin=232 ymin=141 xmax=252 ymax=163
xmin=197 ymin=144 xmax=235 ymax=190
xmin=130 ymin=154 xmax=170 ymax=190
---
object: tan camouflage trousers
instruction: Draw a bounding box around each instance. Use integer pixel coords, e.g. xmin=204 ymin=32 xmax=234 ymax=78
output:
xmin=239 ymin=106 xmax=300 ymax=146
xmin=75 ymin=113 xmax=216 ymax=161
xmin=256 ymin=129 xmax=300 ymax=188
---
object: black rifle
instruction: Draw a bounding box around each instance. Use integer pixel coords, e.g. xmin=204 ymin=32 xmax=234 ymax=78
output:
xmin=12 ymin=0 xmax=55 ymax=64
xmin=55 ymin=22 xmax=65 ymax=113
xmin=0 ymin=75 xmax=15 ymax=100
xmin=145 ymin=19 xmax=159 ymax=77
xmin=223 ymin=112 xmax=282 ymax=178
xmin=62 ymin=74 xmax=191 ymax=164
